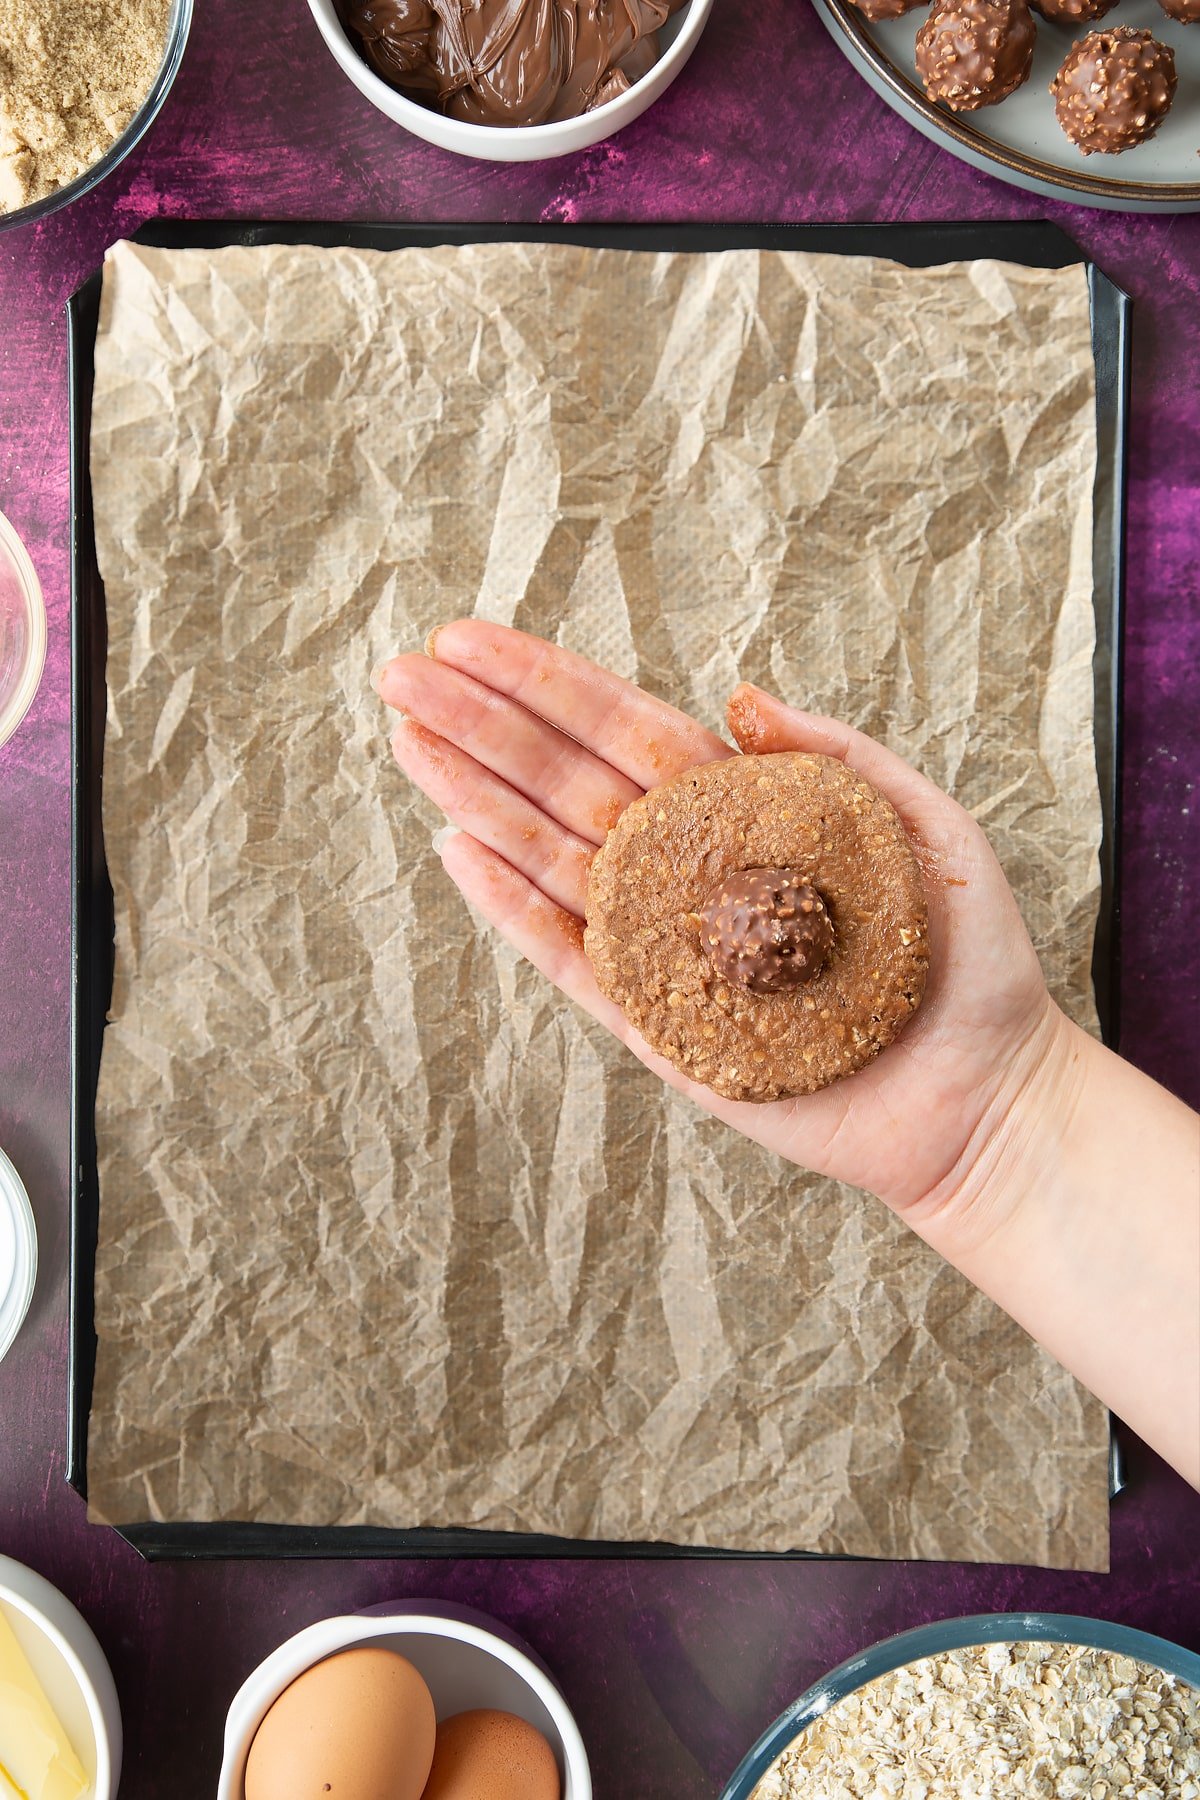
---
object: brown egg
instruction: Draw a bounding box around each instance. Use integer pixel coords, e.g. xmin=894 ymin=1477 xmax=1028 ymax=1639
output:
xmin=245 ymin=1646 xmax=436 ymax=1800
xmin=420 ymin=1709 xmax=561 ymax=1800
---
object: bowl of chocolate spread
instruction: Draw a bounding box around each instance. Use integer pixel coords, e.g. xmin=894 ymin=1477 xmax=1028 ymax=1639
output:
xmin=307 ymin=0 xmax=714 ymax=160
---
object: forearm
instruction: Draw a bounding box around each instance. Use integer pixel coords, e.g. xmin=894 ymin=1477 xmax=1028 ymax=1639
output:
xmin=918 ymin=1012 xmax=1200 ymax=1487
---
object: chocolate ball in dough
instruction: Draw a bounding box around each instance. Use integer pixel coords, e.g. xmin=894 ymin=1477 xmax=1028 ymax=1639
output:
xmin=1051 ymin=29 xmax=1177 ymax=153
xmin=915 ymin=0 xmax=1037 ymax=111
xmin=584 ymin=753 xmax=930 ymax=1105
xmin=700 ymin=869 xmax=835 ymax=995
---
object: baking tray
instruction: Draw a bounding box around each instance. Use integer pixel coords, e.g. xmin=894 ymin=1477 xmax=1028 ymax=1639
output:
xmin=68 ymin=220 xmax=1129 ymax=1560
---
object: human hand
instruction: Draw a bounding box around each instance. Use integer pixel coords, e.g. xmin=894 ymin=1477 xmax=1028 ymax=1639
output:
xmin=374 ymin=622 xmax=1070 ymax=1257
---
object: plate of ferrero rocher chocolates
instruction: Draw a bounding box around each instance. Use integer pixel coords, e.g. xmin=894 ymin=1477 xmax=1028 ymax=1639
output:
xmin=811 ymin=0 xmax=1200 ymax=208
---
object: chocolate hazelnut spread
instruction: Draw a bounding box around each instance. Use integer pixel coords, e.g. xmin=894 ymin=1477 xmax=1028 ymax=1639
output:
xmin=341 ymin=0 xmax=686 ymax=127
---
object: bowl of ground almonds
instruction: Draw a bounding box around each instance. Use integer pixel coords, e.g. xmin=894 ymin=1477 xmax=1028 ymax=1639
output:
xmin=0 ymin=0 xmax=191 ymax=227
xmin=723 ymin=1613 xmax=1200 ymax=1800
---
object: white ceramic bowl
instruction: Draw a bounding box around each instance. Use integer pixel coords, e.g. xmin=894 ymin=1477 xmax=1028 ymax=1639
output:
xmin=0 ymin=512 xmax=46 ymax=750
xmin=0 ymin=1145 xmax=37 ymax=1362
xmin=304 ymin=0 xmax=713 ymax=161
xmin=0 ymin=1556 xmax=122 ymax=1800
xmin=218 ymin=1601 xmax=592 ymax=1799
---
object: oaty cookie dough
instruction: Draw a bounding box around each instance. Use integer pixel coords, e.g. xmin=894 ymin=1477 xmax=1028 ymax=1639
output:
xmin=585 ymin=753 xmax=929 ymax=1104
xmin=0 ymin=0 xmax=170 ymax=213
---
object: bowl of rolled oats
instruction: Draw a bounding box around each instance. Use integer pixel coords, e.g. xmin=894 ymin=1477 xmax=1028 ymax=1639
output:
xmin=724 ymin=1613 xmax=1200 ymax=1800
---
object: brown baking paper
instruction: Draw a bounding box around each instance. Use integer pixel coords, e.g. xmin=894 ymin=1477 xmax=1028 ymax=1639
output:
xmin=88 ymin=240 xmax=1109 ymax=1567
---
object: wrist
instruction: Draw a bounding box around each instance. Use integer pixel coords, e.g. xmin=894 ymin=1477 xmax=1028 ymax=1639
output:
xmin=904 ymin=999 xmax=1094 ymax=1268
xmin=907 ymin=1008 xmax=1200 ymax=1489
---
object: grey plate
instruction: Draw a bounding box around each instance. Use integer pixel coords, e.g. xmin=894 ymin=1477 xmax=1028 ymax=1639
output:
xmin=811 ymin=0 xmax=1200 ymax=213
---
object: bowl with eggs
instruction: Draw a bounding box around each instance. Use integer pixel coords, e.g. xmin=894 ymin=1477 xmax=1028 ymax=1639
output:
xmin=219 ymin=1599 xmax=591 ymax=1800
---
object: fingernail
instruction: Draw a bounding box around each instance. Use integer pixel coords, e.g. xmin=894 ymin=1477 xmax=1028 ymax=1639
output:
xmin=370 ymin=658 xmax=393 ymax=696
xmin=432 ymin=823 xmax=461 ymax=855
xmin=424 ymin=626 xmax=441 ymax=658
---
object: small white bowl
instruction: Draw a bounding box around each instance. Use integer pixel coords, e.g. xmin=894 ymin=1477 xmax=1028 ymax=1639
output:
xmin=0 ymin=1145 xmax=37 ymax=1362
xmin=0 ymin=1556 xmax=123 ymax=1800
xmin=304 ymin=0 xmax=713 ymax=162
xmin=0 ymin=512 xmax=46 ymax=750
xmin=218 ymin=1601 xmax=592 ymax=1799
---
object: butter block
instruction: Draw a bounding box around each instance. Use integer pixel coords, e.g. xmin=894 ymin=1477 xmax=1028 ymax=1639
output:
xmin=0 ymin=1606 xmax=88 ymax=1800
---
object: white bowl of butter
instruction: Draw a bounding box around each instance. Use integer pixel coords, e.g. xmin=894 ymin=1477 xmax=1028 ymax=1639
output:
xmin=0 ymin=1557 xmax=121 ymax=1800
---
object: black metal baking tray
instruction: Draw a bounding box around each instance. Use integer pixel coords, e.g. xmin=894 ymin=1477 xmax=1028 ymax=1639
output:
xmin=69 ymin=220 xmax=1129 ymax=1561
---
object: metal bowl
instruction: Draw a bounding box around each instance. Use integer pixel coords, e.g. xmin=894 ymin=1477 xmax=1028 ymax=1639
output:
xmin=722 ymin=1612 xmax=1200 ymax=1799
xmin=0 ymin=0 xmax=192 ymax=234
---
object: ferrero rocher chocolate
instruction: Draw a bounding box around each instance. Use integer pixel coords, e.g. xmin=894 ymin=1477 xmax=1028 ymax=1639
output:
xmin=700 ymin=869 xmax=835 ymax=995
xmin=1051 ymin=29 xmax=1177 ymax=154
xmin=915 ymin=0 xmax=1036 ymax=111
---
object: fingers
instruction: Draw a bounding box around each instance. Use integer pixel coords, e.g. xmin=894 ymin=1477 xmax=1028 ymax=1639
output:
xmin=427 ymin=619 xmax=732 ymax=789
xmin=437 ymin=830 xmax=763 ymax=1120
xmin=436 ymin=830 xmax=621 ymax=1023
xmin=437 ymin=829 xmax=684 ymax=1074
xmin=392 ymin=720 xmax=594 ymax=916
xmin=377 ymin=652 xmax=641 ymax=847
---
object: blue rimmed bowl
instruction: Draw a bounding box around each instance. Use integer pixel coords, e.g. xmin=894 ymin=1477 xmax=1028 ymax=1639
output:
xmin=722 ymin=1612 xmax=1200 ymax=1800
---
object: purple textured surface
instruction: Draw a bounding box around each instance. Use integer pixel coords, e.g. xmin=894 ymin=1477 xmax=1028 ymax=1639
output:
xmin=0 ymin=3 xmax=1197 ymax=1795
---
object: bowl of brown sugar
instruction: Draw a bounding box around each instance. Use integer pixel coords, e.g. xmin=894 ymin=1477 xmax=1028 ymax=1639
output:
xmin=0 ymin=0 xmax=191 ymax=229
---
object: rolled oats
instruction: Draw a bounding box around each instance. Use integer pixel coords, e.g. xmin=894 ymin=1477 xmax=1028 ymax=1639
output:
xmin=751 ymin=1642 xmax=1200 ymax=1800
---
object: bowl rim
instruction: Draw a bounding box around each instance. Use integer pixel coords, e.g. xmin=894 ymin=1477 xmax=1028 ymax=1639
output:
xmin=0 ymin=0 xmax=194 ymax=235
xmin=721 ymin=1611 xmax=1200 ymax=1800
xmin=0 ymin=510 xmax=47 ymax=750
xmin=303 ymin=0 xmax=712 ymax=156
xmin=0 ymin=1558 xmax=119 ymax=1796
xmin=0 ymin=1143 xmax=37 ymax=1359
xmin=218 ymin=1607 xmax=592 ymax=1800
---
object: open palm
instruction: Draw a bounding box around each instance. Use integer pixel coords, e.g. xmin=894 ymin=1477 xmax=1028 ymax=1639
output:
xmin=376 ymin=622 xmax=1059 ymax=1235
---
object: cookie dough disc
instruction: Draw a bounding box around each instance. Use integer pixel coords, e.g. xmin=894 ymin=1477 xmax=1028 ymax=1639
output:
xmin=585 ymin=753 xmax=930 ymax=1104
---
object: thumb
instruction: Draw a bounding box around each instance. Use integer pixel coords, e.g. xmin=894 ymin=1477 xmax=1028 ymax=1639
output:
xmin=727 ymin=683 xmax=977 ymax=876
xmin=729 ymin=684 xmax=939 ymax=816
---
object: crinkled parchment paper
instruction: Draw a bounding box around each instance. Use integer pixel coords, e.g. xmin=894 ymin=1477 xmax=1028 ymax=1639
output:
xmin=88 ymin=241 xmax=1109 ymax=1567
